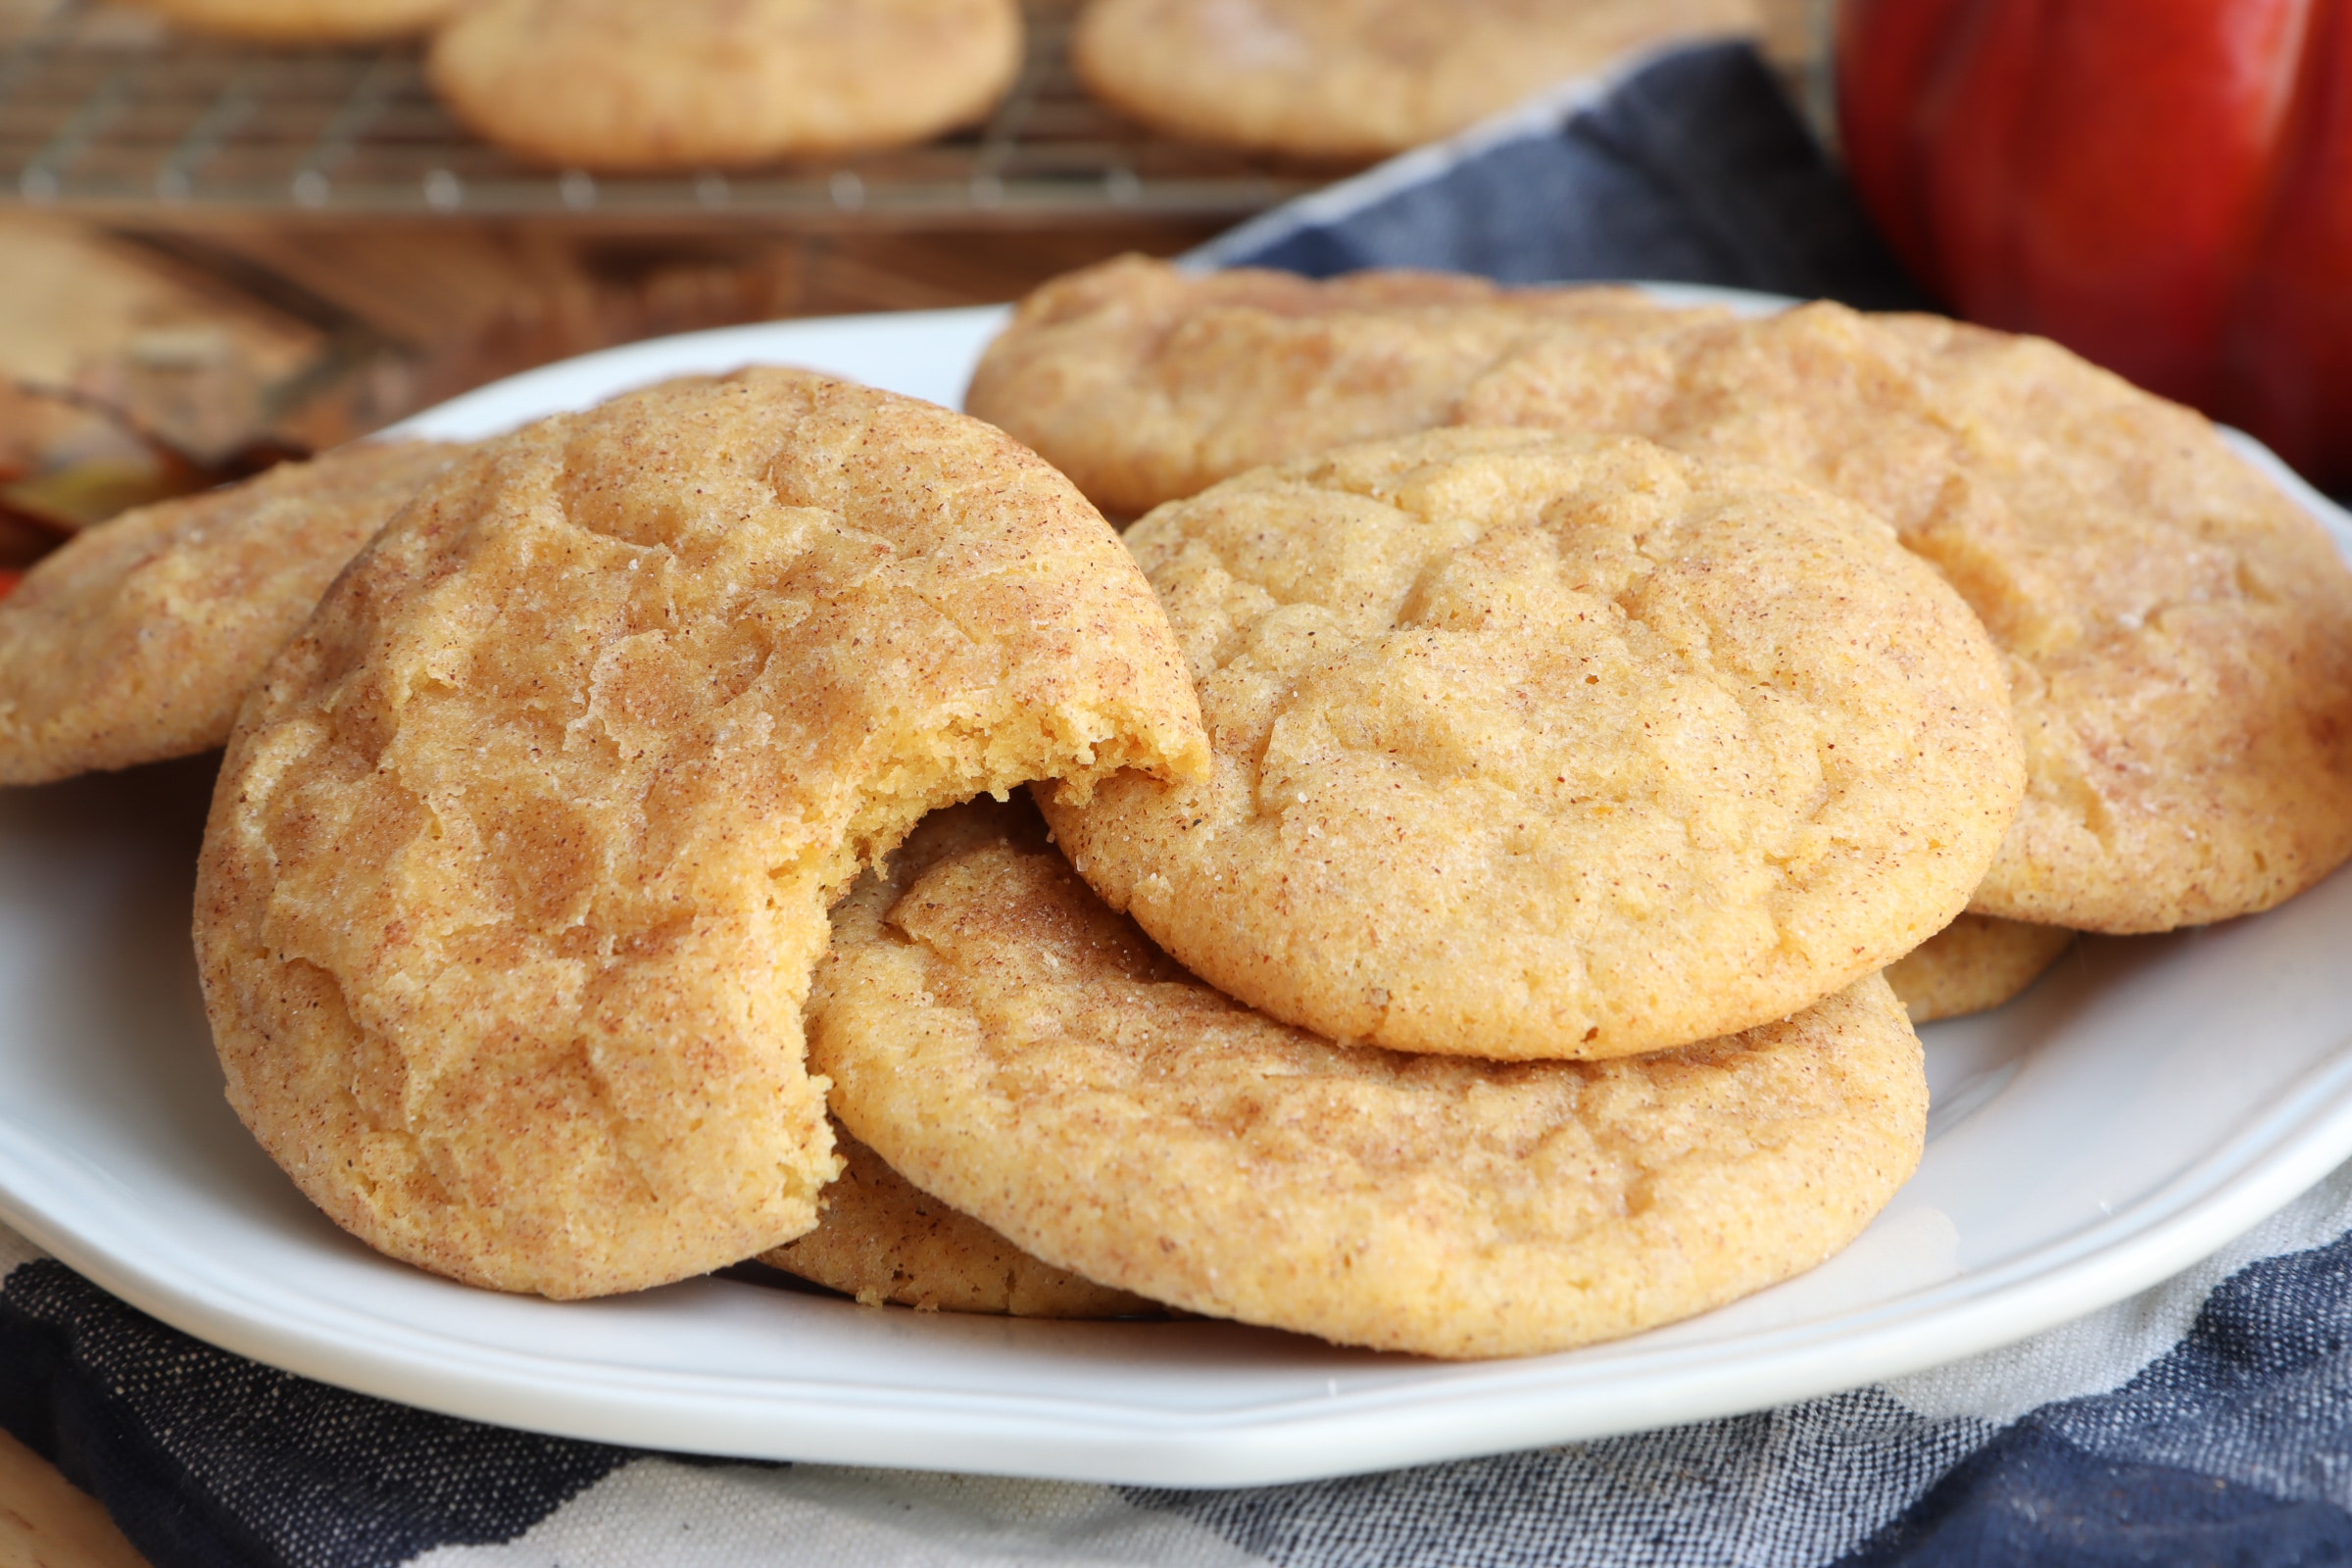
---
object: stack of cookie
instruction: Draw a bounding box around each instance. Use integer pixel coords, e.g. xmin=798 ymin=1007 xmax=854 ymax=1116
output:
xmin=0 ymin=363 xmax=1946 ymax=1358
xmin=6 ymin=261 xmax=2348 ymax=1364
xmin=780 ymin=259 xmax=2352 ymax=1353
xmin=784 ymin=418 xmax=2028 ymax=1355
xmin=186 ymin=370 xmax=1209 ymax=1298
xmin=968 ymin=257 xmax=2352 ymax=1003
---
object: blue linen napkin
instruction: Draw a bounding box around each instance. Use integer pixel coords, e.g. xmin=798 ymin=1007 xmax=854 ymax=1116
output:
xmin=8 ymin=39 xmax=2352 ymax=1568
xmin=1188 ymin=40 xmax=1927 ymax=307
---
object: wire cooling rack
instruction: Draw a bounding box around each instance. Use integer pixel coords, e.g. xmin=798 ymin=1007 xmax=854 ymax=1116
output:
xmin=0 ymin=0 xmax=1328 ymax=220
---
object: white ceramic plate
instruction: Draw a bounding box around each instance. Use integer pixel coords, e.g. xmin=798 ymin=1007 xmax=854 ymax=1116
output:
xmin=5 ymin=297 xmax=2352 ymax=1490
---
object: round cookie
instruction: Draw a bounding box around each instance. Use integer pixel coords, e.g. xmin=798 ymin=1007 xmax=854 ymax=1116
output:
xmin=129 ymin=0 xmax=459 ymax=40
xmin=195 ymin=369 xmax=1207 ymax=1299
xmin=980 ymin=258 xmax=2352 ymax=933
xmin=810 ymin=796 xmax=1928 ymax=1360
xmin=1072 ymin=0 xmax=1759 ymax=160
xmin=1883 ymin=913 xmax=2076 ymax=1025
xmin=1459 ymin=302 xmax=2352 ymax=931
xmin=0 ymin=441 xmax=462 ymax=787
xmin=428 ymin=0 xmax=1023 ymax=172
xmin=1043 ymin=427 xmax=2023 ymax=1059
xmin=964 ymin=254 xmax=1699 ymax=519
xmin=761 ymin=1126 xmax=1153 ymax=1317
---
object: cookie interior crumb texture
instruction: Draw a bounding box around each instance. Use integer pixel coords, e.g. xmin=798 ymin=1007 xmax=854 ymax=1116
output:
xmin=0 ymin=441 xmax=464 ymax=786
xmin=813 ymin=797 xmax=1928 ymax=1359
xmin=195 ymin=368 xmax=1206 ymax=1298
xmin=1047 ymin=427 xmax=2023 ymax=1058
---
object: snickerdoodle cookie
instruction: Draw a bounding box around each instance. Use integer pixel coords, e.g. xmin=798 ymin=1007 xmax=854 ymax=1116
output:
xmin=762 ymin=1126 xmax=1152 ymax=1317
xmin=429 ymin=0 xmax=1023 ymax=171
xmin=1072 ymin=0 xmax=1758 ymax=160
xmin=0 ymin=441 xmax=461 ymax=786
xmin=963 ymin=255 xmax=1695 ymax=518
xmin=1883 ymin=914 xmax=2075 ymax=1025
xmin=195 ymin=369 xmax=1206 ymax=1299
xmin=1043 ymin=428 xmax=2022 ymax=1058
xmin=810 ymin=797 xmax=1927 ymax=1359
xmin=131 ymin=0 xmax=458 ymax=40
xmin=978 ymin=259 xmax=2352 ymax=932
xmin=1462 ymin=303 xmax=2352 ymax=931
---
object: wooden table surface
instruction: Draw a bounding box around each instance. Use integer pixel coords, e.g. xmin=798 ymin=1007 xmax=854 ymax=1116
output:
xmin=0 ymin=1433 xmax=150 ymax=1568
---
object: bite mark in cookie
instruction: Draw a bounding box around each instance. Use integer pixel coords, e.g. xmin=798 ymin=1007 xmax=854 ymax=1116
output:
xmin=195 ymin=369 xmax=1206 ymax=1298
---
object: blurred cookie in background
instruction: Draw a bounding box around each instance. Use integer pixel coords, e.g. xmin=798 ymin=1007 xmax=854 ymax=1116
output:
xmin=429 ymin=0 xmax=1024 ymax=172
xmin=1072 ymin=0 xmax=1759 ymax=160
xmin=129 ymin=0 xmax=462 ymax=40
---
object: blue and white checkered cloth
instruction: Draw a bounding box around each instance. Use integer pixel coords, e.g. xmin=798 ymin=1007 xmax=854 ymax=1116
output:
xmin=13 ymin=1165 xmax=2352 ymax=1566
xmin=10 ymin=41 xmax=2352 ymax=1567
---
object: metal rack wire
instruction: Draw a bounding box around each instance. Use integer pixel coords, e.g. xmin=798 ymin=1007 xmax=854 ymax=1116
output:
xmin=0 ymin=0 xmax=1331 ymax=220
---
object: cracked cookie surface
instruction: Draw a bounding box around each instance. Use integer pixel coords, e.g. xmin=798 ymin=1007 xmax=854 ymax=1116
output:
xmin=982 ymin=261 xmax=2352 ymax=933
xmin=1463 ymin=302 xmax=2352 ymax=930
xmin=0 ymin=441 xmax=462 ymax=785
xmin=964 ymin=255 xmax=1695 ymax=518
xmin=811 ymin=796 xmax=1927 ymax=1358
xmin=1045 ymin=427 xmax=2021 ymax=1058
xmin=195 ymin=368 xmax=1206 ymax=1298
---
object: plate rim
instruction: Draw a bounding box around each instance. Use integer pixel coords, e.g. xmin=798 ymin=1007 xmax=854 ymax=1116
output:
xmin=9 ymin=1032 xmax=2352 ymax=1487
